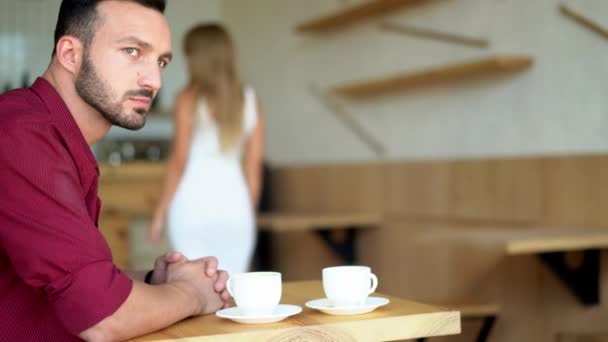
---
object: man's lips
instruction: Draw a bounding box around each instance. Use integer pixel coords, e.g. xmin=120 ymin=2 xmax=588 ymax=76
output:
xmin=129 ymin=97 xmax=152 ymax=106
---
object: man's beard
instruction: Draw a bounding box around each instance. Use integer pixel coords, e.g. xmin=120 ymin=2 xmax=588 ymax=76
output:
xmin=75 ymin=54 xmax=153 ymax=130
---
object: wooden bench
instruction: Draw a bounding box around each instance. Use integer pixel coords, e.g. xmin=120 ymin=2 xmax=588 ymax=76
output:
xmin=255 ymin=212 xmax=382 ymax=267
xmin=416 ymin=227 xmax=608 ymax=306
xmin=257 ymin=212 xmax=382 ymax=232
xmin=418 ymin=302 xmax=500 ymax=342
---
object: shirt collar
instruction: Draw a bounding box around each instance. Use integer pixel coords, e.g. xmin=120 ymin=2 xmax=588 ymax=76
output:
xmin=30 ymin=77 xmax=98 ymax=169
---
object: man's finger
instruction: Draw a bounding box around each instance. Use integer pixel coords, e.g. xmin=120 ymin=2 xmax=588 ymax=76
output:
xmin=222 ymin=294 xmax=235 ymax=309
xmin=214 ymin=270 xmax=228 ymax=292
xmin=154 ymin=252 xmax=170 ymax=269
xmin=200 ymin=256 xmax=218 ymax=276
xmin=166 ymin=251 xmax=187 ymax=263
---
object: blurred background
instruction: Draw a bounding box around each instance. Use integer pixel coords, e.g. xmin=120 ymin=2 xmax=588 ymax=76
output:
xmin=2 ymin=0 xmax=608 ymax=341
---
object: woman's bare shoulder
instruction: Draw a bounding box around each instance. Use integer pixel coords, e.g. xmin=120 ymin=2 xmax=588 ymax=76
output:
xmin=175 ymin=87 xmax=197 ymax=104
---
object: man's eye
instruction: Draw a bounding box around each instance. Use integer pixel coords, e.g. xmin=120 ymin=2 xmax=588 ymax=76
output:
xmin=125 ymin=48 xmax=139 ymax=57
xmin=159 ymin=60 xmax=168 ymax=69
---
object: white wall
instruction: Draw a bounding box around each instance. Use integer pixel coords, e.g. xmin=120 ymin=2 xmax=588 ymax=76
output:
xmin=221 ymin=0 xmax=608 ymax=165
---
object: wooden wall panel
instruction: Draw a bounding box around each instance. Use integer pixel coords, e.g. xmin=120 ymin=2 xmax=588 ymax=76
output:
xmin=269 ymin=166 xmax=329 ymax=212
xmin=269 ymin=163 xmax=383 ymax=214
xmin=384 ymin=161 xmax=452 ymax=219
xmin=542 ymin=155 xmax=608 ymax=226
xmin=447 ymin=159 xmax=496 ymax=221
xmin=324 ymin=164 xmax=384 ymax=213
xmin=490 ymin=158 xmax=543 ymax=223
xmin=384 ymin=158 xmax=543 ymax=224
xmin=447 ymin=158 xmax=542 ymax=223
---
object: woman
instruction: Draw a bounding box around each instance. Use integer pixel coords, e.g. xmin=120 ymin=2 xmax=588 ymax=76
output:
xmin=148 ymin=23 xmax=264 ymax=275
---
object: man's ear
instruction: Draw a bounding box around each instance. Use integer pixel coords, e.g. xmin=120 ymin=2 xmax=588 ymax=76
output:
xmin=54 ymin=36 xmax=83 ymax=74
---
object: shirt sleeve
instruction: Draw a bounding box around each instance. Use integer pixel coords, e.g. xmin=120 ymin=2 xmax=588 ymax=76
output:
xmin=0 ymin=121 xmax=133 ymax=335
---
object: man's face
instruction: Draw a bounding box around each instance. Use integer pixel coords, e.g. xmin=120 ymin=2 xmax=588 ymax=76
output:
xmin=75 ymin=1 xmax=172 ymax=130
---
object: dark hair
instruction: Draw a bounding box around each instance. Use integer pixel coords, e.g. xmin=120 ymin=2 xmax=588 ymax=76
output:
xmin=52 ymin=0 xmax=166 ymax=56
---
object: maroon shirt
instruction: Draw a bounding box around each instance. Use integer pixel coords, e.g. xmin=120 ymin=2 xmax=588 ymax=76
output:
xmin=0 ymin=78 xmax=132 ymax=340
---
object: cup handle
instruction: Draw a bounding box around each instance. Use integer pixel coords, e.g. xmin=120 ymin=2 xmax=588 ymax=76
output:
xmin=369 ymin=273 xmax=378 ymax=294
xmin=226 ymin=277 xmax=234 ymax=297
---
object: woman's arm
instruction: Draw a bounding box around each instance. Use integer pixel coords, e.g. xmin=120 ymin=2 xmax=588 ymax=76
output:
xmin=148 ymin=90 xmax=196 ymax=244
xmin=244 ymin=97 xmax=265 ymax=210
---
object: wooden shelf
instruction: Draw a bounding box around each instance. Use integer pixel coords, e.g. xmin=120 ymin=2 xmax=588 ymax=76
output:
xmin=379 ymin=21 xmax=489 ymax=48
xmin=297 ymin=0 xmax=429 ymax=33
xmin=331 ymin=55 xmax=533 ymax=97
xmin=561 ymin=3 xmax=608 ymax=40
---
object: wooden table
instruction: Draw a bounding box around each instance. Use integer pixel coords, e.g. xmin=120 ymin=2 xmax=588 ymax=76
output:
xmin=417 ymin=227 xmax=608 ymax=306
xmin=255 ymin=213 xmax=382 ymax=268
xmin=130 ymin=281 xmax=461 ymax=341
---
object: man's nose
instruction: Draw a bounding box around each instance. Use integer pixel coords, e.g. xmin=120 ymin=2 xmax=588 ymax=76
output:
xmin=138 ymin=62 xmax=162 ymax=92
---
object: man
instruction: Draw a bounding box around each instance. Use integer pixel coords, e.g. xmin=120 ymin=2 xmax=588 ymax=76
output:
xmin=0 ymin=1 xmax=231 ymax=340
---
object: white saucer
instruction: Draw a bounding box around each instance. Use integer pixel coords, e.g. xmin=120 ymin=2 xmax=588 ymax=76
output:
xmin=305 ymin=297 xmax=390 ymax=316
xmin=216 ymin=304 xmax=302 ymax=324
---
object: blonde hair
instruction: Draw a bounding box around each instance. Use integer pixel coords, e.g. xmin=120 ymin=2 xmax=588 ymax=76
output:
xmin=183 ymin=23 xmax=244 ymax=153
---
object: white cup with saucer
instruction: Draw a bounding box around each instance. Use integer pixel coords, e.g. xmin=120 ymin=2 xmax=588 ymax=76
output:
xmin=217 ymin=272 xmax=302 ymax=324
xmin=227 ymin=271 xmax=282 ymax=316
xmin=323 ymin=265 xmax=378 ymax=307
xmin=306 ymin=266 xmax=389 ymax=315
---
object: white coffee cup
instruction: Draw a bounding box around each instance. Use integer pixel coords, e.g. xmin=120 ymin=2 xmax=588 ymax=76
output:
xmin=226 ymin=272 xmax=282 ymax=316
xmin=322 ymin=266 xmax=378 ymax=307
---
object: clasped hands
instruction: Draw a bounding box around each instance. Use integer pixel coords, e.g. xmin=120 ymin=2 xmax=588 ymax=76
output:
xmin=149 ymin=252 xmax=232 ymax=315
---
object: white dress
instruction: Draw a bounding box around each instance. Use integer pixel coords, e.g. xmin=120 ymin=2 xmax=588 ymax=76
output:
xmin=167 ymin=87 xmax=258 ymax=275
